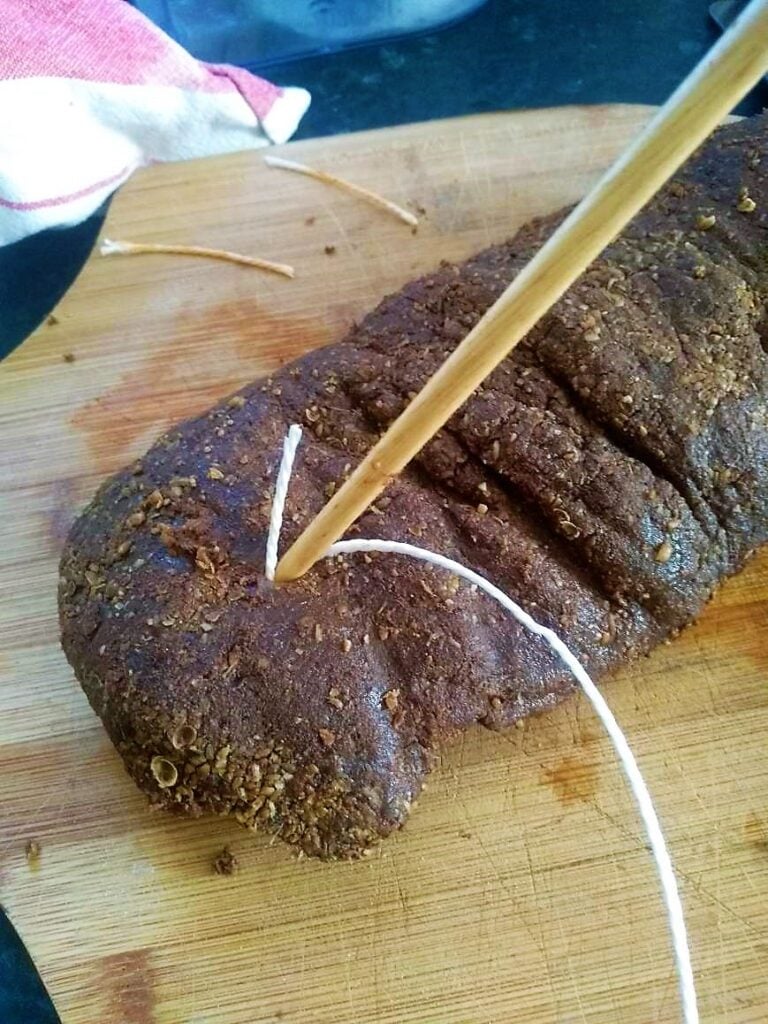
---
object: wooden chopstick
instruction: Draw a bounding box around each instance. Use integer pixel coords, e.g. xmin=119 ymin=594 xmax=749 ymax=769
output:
xmin=276 ymin=0 xmax=768 ymax=583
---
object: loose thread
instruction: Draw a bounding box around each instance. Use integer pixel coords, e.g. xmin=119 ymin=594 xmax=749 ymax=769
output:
xmin=100 ymin=238 xmax=295 ymax=278
xmin=263 ymin=154 xmax=419 ymax=227
xmin=266 ymin=428 xmax=698 ymax=1024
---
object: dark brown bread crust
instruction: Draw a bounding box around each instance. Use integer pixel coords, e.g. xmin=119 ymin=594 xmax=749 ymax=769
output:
xmin=60 ymin=116 xmax=768 ymax=859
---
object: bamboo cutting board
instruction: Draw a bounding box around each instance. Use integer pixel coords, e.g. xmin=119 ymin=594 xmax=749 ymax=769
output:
xmin=1 ymin=104 xmax=767 ymax=1024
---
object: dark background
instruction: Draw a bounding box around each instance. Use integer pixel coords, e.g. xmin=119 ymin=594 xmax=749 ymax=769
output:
xmin=0 ymin=0 xmax=765 ymax=359
xmin=1 ymin=1 xmax=766 ymax=1020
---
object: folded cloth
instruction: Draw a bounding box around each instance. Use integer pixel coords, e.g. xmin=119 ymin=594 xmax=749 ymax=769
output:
xmin=0 ymin=0 xmax=310 ymax=245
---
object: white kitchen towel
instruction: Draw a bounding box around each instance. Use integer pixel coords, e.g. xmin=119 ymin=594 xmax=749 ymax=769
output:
xmin=0 ymin=0 xmax=310 ymax=245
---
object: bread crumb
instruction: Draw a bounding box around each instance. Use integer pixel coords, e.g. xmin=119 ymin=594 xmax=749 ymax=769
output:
xmin=213 ymin=846 xmax=239 ymax=875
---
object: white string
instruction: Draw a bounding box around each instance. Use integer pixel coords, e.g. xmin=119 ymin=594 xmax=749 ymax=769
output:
xmin=267 ymin=428 xmax=698 ymax=1024
xmin=329 ymin=540 xmax=698 ymax=1023
xmin=265 ymin=424 xmax=303 ymax=582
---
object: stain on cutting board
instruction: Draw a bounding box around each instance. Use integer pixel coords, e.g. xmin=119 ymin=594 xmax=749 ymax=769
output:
xmin=71 ymin=301 xmax=329 ymax=474
xmin=744 ymin=812 xmax=768 ymax=852
xmin=98 ymin=950 xmax=156 ymax=1024
xmin=541 ymin=753 xmax=600 ymax=805
xmin=538 ymin=713 xmax=601 ymax=806
xmin=45 ymin=478 xmax=82 ymax=548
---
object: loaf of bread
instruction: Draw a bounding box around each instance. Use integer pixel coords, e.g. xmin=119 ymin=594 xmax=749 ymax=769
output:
xmin=60 ymin=115 xmax=768 ymax=859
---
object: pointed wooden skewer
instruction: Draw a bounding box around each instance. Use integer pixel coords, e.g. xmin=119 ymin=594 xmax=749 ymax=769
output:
xmin=276 ymin=0 xmax=768 ymax=583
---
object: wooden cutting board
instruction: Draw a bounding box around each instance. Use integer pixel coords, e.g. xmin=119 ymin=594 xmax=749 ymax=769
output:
xmin=1 ymin=104 xmax=766 ymax=1024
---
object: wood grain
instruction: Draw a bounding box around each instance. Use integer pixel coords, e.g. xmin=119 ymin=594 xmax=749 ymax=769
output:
xmin=0 ymin=105 xmax=766 ymax=1024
